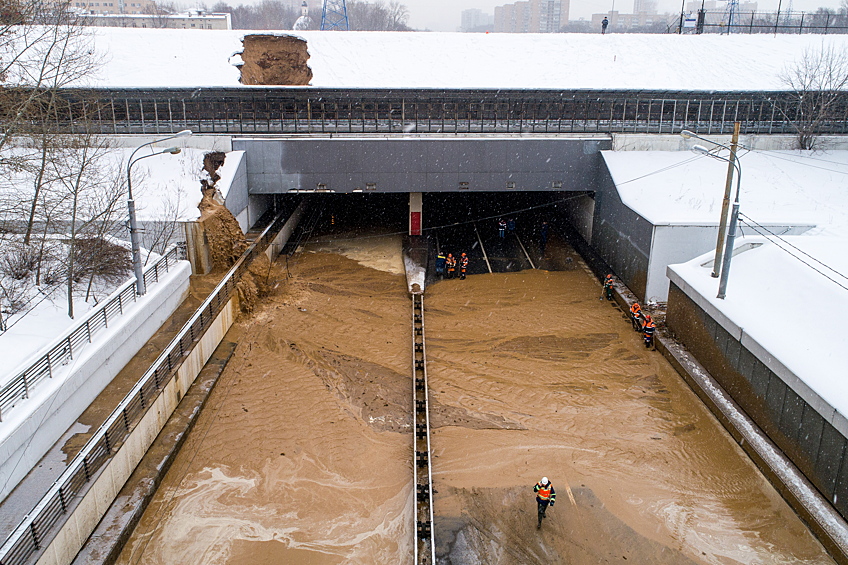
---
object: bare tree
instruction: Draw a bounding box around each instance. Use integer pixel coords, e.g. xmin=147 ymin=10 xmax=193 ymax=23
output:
xmin=780 ymin=42 xmax=848 ymax=150
xmin=51 ymin=135 xmax=128 ymax=318
xmin=347 ymin=0 xmax=412 ymax=30
xmin=0 ymin=1 xmax=95 ymax=160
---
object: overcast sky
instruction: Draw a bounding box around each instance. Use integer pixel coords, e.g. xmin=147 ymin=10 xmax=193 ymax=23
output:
xmin=400 ymin=0 xmax=844 ymax=30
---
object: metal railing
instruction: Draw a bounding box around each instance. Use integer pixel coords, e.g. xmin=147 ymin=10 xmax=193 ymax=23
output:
xmin=0 ymin=246 xmax=181 ymax=423
xmin=691 ymin=9 xmax=848 ymax=34
xmin=0 ymin=209 xmax=288 ymax=565
xmin=34 ymin=87 xmax=848 ymax=137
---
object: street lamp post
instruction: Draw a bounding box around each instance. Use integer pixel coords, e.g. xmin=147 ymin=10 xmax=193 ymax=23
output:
xmin=126 ymin=130 xmax=192 ymax=295
xmin=680 ymin=124 xmax=740 ymax=277
xmin=691 ymin=145 xmax=742 ymax=300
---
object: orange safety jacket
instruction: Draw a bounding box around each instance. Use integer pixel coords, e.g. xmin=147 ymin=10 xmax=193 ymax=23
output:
xmin=534 ymin=482 xmax=556 ymax=503
xmin=643 ymin=319 xmax=656 ymax=335
xmin=446 ymin=257 xmax=456 ymax=271
xmin=630 ymin=303 xmax=641 ymax=317
xmin=460 ymin=256 xmax=468 ymax=270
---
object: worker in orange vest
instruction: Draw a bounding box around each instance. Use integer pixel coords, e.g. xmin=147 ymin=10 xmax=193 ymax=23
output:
xmin=601 ymin=273 xmax=614 ymax=301
xmin=446 ymin=253 xmax=457 ymax=279
xmin=643 ymin=313 xmax=656 ymax=349
xmin=459 ymin=252 xmax=469 ymax=280
xmin=534 ymin=477 xmax=556 ymax=529
xmin=630 ymin=302 xmax=642 ymax=332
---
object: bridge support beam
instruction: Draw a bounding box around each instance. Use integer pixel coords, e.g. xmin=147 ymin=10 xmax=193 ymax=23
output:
xmin=409 ymin=192 xmax=422 ymax=236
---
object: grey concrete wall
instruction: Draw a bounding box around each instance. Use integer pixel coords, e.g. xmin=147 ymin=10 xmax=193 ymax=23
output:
xmin=589 ymin=166 xmax=653 ymax=300
xmin=665 ymin=279 xmax=848 ymax=522
xmin=560 ymin=193 xmax=595 ymax=245
xmin=233 ymin=137 xmax=612 ymax=194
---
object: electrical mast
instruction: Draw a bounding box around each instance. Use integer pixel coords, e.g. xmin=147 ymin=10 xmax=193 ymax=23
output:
xmin=321 ymin=0 xmax=350 ymax=30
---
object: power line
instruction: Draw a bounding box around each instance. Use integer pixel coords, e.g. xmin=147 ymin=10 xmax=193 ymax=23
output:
xmin=737 ymin=213 xmax=848 ymax=293
xmin=755 ymin=150 xmax=848 ymax=175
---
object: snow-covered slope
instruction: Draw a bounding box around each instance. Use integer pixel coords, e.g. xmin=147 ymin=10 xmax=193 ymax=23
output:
xmin=85 ymin=28 xmax=848 ymax=90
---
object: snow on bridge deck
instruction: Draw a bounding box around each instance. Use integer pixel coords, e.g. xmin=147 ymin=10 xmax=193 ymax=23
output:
xmin=86 ymin=28 xmax=848 ymax=91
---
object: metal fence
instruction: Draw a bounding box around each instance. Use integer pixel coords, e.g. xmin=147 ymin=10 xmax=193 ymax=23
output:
xmin=0 ymin=246 xmax=181 ymax=423
xmin=41 ymin=88 xmax=848 ymax=137
xmin=0 ymin=209 xmax=288 ymax=565
xmin=691 ymin=9 xmax=848 ymax=34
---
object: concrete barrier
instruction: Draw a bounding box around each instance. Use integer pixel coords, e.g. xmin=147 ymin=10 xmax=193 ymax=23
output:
xmin=34 ymin=295 xmax=238 ymax=565
xmin=0 ymin=262 xmax=191 ymax=503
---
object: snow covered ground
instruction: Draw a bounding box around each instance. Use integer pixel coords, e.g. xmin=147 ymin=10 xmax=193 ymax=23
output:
xmin=81 ymin=28 xmax=848 ymax=90
xmin=604 ymin=149 xmax=848 ymax=419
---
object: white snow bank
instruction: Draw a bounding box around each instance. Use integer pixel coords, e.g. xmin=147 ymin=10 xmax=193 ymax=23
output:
xmin=603 ymin=149 xmax=848 ymax=234
xmin=669 ymin=236 xmax=848 ymax=419
xmin=83 ymin=28 xmax=848 ymax=90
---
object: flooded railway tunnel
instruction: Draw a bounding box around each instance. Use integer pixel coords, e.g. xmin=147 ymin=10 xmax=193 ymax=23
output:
xmin=116 ymin=193 xmax=834 ymax=565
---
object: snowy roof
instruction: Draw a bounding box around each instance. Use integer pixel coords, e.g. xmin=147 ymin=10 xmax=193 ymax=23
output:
xmin=602 ymin=149 xmax=848 ymax=234
xmin=83 ymin=28 xmax=848 ymax=90
xmin=609 ymin=149 xmax=848 ymax=419
xmin=668 ymin=236 xmax=848 ymax=420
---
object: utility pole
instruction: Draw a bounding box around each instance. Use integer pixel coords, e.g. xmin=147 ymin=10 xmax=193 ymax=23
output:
xmin=712 ymin=122 xmax=740 ymax=278
xmin=321 ymin=0 xmax=350 ymax=30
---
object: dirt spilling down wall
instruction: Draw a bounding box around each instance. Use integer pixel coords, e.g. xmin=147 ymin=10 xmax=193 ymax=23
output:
xmin=238 ymin=34 xmax=312 ymax=86
xmin=196 ymin=152 xmax=248 ymax=272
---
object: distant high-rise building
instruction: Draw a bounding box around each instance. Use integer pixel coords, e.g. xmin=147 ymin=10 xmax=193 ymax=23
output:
xmin=494 ymin=0 xmax=567 ymax=32
xmin=461 ymin=8 xmax=494 ymax=31
xmin=633 ymin=0 xmax=657 ymax=13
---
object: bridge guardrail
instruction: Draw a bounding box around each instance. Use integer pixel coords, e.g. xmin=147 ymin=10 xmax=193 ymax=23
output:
xmin=0 ymin=209 xmax=287 ymax=565
xmin=0 ymin=246 xmax=181 ymax=423
xmin=44 ymin=88 xmax=848 ymax=137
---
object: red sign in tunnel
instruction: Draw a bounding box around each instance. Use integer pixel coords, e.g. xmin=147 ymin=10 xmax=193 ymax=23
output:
xmin=410 ymin=211 xmax=421 ymax=236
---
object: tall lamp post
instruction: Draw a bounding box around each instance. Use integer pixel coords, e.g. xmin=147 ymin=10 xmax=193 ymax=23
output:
xmin=690 ymin=145 xmax=742 ymax=300
xmin=680 ymin=124 xmax=740 ymax=278
xmin=127 ymin=130 xmax=192 ymax=295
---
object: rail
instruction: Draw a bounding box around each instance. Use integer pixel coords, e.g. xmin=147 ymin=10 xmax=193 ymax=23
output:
xmin=0 ymin=246 xmax=181 ymax=423
xmin=32 ymin=87 xmax=848 ymax=137
xmin=412 ymin=294 xmax=435 ymax=565
xmin=0 ymin=209 xmax=289 ymax=565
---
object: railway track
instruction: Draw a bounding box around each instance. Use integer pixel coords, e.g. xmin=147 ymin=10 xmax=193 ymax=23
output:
xmin=411 ymin=293 xmax=435 ymax=564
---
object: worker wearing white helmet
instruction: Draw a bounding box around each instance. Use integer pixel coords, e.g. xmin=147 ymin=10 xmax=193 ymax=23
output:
xmin=534 ymin=477 xmax=556 ymax=529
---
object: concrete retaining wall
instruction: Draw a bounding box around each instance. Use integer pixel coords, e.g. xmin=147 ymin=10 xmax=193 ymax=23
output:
xmin=665 ymin=279 xmax=848 ymax=523
xmin=590 ymin=167 xmax=652 ymax=300
xmin=34 ymin=295 xmax=238 ymax=565
xmin=0 ymin=263 xmax=191 ymax=503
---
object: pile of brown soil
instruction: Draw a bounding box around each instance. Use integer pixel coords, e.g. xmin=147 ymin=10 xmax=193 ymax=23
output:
xmin=197 ymin=187 xmax=247 ymax=271
xmin=237 ymin=34 xmax=313 ymax=86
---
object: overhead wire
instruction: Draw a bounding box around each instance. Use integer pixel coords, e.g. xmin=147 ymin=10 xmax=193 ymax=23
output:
xmin=737 ymin=213 xmax=848 ymax=293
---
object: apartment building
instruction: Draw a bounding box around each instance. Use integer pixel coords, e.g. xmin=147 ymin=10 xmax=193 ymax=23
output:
xmin=494 ymin=0 xmax=568 ymax=32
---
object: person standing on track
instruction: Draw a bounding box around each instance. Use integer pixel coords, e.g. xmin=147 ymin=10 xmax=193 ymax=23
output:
xmin=459 ymin=252 xmax=469 ymax=280
xmin=446 ymin=253 xmax=457 ymax=279
xmin=498 ymin=218 xmax=507 ymax=238
xmin=539 ymin=221 xmax=549 ymax=255
xmin=534 ymin=477 xmax=556 ymax=529
xmin=435 ymin=252 xmax=446 ymax=279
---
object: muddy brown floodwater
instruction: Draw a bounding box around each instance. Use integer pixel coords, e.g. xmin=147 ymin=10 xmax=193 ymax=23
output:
xmin=116 ymin=235 xmax=835 ymax=565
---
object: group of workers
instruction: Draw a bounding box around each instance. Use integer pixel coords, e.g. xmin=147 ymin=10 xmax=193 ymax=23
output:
xmin=435 ymin=252 xmax=469 ymax=280
xmin=604 ymin=274 xmax=656 ymax=349
xmin=630 ymin=300 xmax=656 ymax=349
